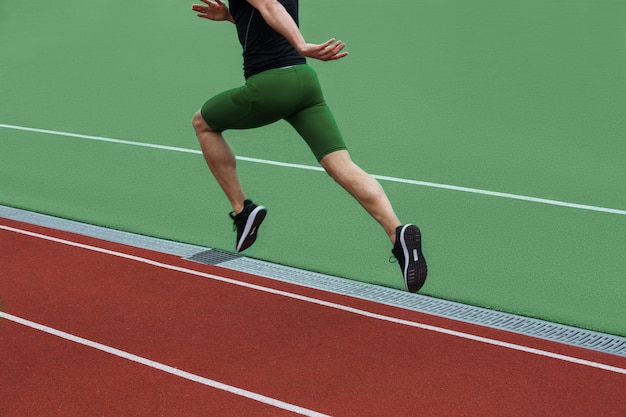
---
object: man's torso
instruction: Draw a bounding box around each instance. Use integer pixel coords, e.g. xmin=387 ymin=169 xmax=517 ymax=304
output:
xmin=229 ymin=0 xmax=306 ymax=78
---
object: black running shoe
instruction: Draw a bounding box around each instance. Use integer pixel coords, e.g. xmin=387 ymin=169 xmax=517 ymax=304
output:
xmin=230 ymin=199 xmax=267 ymax=252
xmin=392 ymin=224 xmax=428 ymax=293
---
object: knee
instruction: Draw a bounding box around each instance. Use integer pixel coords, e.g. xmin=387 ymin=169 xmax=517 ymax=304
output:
xmin=324 ymin=163 xmax=347 ymax=184
xmin=320 ymin=151 xmax=354 ymax=183
xmin=192 ymin=111 xmax=211 ymax=134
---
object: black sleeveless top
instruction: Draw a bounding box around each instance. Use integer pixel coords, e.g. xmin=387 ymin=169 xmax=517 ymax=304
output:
xmin=229 ymin=0 xmax=306 ymax=78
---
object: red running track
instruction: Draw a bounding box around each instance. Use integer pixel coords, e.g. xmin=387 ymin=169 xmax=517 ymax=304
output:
xmin=1 ymin=218 xmax=625 ymax=416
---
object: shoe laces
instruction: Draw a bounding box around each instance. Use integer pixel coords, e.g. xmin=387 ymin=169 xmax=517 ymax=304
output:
xmin=229 ymin=211 xmax=242 ymax=231
xmin=229 ymin=200 xmax=253 ymax=229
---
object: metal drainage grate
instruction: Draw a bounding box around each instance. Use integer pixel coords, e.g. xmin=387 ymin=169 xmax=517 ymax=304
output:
xmin=186 ymin=249 xmax=242 ymax=265
xmin=205 ymin=255 xmax=626 ymax=358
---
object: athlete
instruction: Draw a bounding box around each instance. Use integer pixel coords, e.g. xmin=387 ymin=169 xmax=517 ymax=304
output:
xmin=190 ymin=0 xmax=428 ymax=292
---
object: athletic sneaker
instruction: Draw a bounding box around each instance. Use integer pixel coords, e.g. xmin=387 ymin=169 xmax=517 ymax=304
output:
xmin=229 ymin=199 xmax=267 ymax=252
xmin=391 ymin=224 xmax=428 ymax=293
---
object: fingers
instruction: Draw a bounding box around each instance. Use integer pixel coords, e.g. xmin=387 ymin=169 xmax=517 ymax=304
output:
xmin=319 ymin=38 xmax=336 ymax=48
xmin=192 ymin=7 xmax=209 ymax=19
xmin=319 ymin=39 xmax=348 ymax=61
xmin=192 ymin=0 xmax=229 ymax=21
xmin=300 ymin=39 xmax=349 ymax=61
xmin=192 ymin=1 xmax=217 ymax=19
xmin=191 ymin=4 xmax=208 ymax=13
xmin=192 ymin=0 xmax=217 ymax=12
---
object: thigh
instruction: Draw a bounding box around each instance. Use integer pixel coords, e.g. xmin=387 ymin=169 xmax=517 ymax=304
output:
xmin=200 ymin=84 xmax=284 ymax=132
xmin=285 ymin=101 xmax=347 ymax=161
xmin=200 ymin=68 xmax=303 ymax=132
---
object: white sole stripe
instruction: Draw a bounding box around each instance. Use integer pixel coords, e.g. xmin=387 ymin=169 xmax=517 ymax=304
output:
xmin=236 ymin=206 xmax=266 ymax=252
xmin=1 ymin=123 xmax=624 ymax=216
xmin=2 ymin=224 xmax=625 ymax=376
xmin=400 ymin=225 xmax=411 ymax=284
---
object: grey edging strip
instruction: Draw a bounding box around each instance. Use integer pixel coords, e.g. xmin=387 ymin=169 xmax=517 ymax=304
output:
xmin=0 ymin=205 xmax=206 ymax=258
xmin=2 ymin=204 xmax=625 ymax=357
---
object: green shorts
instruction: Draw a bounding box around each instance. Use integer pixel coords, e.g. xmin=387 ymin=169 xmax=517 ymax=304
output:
xmin=200 ymin=64 xmax=347 ymax=161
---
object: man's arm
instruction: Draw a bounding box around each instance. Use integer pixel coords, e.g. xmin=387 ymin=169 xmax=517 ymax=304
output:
xmin=192 ymin=0 xmax=235 ymax=24
xmin=247 ymin=0 xmax=348 ymax=61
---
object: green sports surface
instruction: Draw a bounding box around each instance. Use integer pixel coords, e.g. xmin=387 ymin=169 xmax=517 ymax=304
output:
xmin=1 ymin=1 xmax=625 ymax=336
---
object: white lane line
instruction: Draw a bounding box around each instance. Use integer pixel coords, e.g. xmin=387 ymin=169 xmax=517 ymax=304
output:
xmin=1 ymin=123 xmax=624 ymax=216
xmin=2 ymin=224 xmax=625 ymax=376
xmin=0 ymin=312 xmax=331 ymax=417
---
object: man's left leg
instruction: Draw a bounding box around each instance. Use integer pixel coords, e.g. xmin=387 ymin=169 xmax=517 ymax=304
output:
xmin=320 ymin=150 xmax=428 ymax=293
xmin=319 ymin=150 xmax=400 ymax=243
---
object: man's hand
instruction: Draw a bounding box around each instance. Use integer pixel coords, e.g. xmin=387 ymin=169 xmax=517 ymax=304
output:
xmin=192 ymin=0 xmax=235 ymax=23
xmin=299 ymin=39 xmax=348 ymax=61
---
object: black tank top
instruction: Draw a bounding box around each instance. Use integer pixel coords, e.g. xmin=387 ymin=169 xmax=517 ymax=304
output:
xmin=229 ymin=0 xmax=306 ymax=78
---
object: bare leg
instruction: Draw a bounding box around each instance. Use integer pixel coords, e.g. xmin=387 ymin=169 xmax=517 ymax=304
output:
xmin=320 ymin=150 xmax=401 ymax=244
xmin=192 ymin=111 xmax=246 ymax=214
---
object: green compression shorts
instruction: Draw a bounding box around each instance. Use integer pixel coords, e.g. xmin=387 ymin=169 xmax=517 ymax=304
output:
xmin=200 ymin=64 xmax=347 ymax=161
